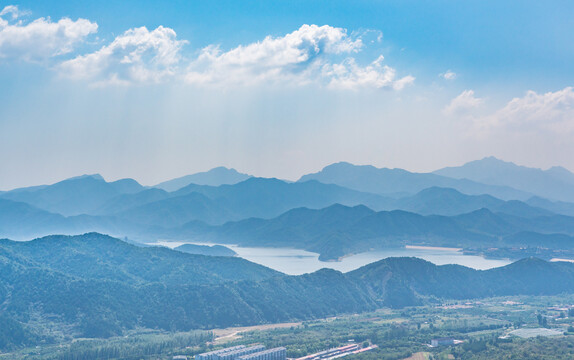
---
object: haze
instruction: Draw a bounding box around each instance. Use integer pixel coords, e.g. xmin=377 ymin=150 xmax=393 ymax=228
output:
xmin=1 ymin=0 xmax=573 ymax=190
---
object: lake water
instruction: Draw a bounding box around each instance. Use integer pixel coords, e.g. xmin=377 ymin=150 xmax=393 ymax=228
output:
xmin=151 ymin=241 xmax=512 ymax=275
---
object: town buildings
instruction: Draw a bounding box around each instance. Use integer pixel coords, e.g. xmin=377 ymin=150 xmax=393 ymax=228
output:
xmin=196 ymin=345 xmax=286 ymax=360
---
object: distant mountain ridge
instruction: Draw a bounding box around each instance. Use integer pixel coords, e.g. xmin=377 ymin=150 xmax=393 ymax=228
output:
xmin=115 ymin=178 xmax=395 ymax=227
xmin=3 ymin=158 xmax=574 ymax=251
xmin=298 ymin=162 xmax=533 ymax=200
xmin=154 ymin=167 xmax=252 ymax=191
xmin=0 ymin=174 xmax=144 ymax=216
xmin=434 ymin=156 xmax=574 ymax=201
xmin=168 ymin=203 xmax=574 ymax=261
xmin=526 ymin=196 xmax=574 ymax=217
xmin=2 ymin=176 xmax=574 ymax=245
xmin=0 ymin=177 xmax=394 ymax=239
xmin=392 ymin=187 xmax=552 ymax=217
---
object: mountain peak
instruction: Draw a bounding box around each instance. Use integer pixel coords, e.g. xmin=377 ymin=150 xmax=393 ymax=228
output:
xmin=323 ymin=162 xmax=378 ymax=171
xmin=64 ymin=174 xmax=105 ymax=182
xmin=434 ymin=157 xmax=574 ymax=201
xmin=416 ymin=186 xmax=462 ymax=196
xmin=209 ymin=166 xmax=240 ymax=173
xmin=154 ymin=167 xmax=252 ymax=191
xmin=298 ymin=162 xmax=384 ymax=185
xmin=481 ymin=156 xmax=507 ymax=163
xmin=546 ymin=166 xmax=573 ymax=176
xmin=465 ymin=156 xmax=520 ymax=169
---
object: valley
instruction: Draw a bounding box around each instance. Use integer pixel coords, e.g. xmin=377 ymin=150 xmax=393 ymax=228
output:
xmin=2 ymin=159 xmax=574 ymax=359
xmin=2 ymin=1 xmax=572 ymax=357
xmin=5 ymin=294 xmax=574 ymax=360
xmin=3 ymin=159 xmax=574 ymax=264
xmin=153 ymin=240 xmax=511 ymax=274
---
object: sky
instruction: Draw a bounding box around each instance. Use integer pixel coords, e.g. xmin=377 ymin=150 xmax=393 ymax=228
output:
xmin=1 ymin=0 xmax=573 ymax=190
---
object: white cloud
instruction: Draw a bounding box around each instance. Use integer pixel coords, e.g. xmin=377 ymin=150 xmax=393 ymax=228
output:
xmin=441 ymin=70 xmax=456 ymax=80
xmin=0 ymin=5 xmax=22 ymax=19
xmin=480 ymin=87 xmax=574 ymax=133
xmin=324 ymin=55 xmax=414 ymax=90
xmin=48 ymin=22 xmax=411 ymax=90
xmin=443 ymin=89 xmax=483 ymax=115
xmin=185 ymin=24 xmax=361 ymax=86
xmin=0 ymin=6 xmax=411 ymax=90
xmin=393 ymin=75 xmax=416 ymax=90
xmin=0 ymin=5 xmax=97 ymax=61
xmin=185 ymin=24 xmax=412 ymax=90
xmin=59 ymin=26 xmax=187 ymax=84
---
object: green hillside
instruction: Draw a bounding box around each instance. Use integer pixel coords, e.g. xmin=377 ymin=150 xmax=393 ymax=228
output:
xmin=3 ymin=233 xmax=574 ymax=352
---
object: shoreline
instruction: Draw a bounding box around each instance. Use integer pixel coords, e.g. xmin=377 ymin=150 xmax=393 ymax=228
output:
xmin=405 ymin=245 xmax=462 ymax=252
xmin=550 ymin=258 xmax=574 ymax=263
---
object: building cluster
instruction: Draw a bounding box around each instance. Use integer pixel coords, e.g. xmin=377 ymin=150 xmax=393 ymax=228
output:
xmin=196 ymin=345 xmax=286 ymax=360
xmin=430 ymin=337 xmax=455 ymax=347
xmin=240 ymin=347 xmax=287 ymax=360
xmin=295 ymin=343 xmax=377 ymax=360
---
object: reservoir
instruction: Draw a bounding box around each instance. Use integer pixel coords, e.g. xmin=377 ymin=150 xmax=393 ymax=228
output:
xmin=151 ymin=241 xmax=512 ymax=275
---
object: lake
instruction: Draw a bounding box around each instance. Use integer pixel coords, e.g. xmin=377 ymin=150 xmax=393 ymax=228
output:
xmin=151 ymin=241 xmax=512 ymax=275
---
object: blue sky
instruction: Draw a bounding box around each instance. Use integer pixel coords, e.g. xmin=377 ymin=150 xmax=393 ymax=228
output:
xmin=1 ymin=1 xmax=573 ymax=189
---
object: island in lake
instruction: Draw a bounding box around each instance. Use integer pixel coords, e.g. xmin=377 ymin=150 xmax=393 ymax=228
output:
xmin=174 ymin=243 xmax=237 ymax=257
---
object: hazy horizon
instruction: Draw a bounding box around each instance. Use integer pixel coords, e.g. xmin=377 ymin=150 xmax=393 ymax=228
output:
xmin=3 ymin=2 xmax=574 ymax=357
xmin=2 ymin=156 xmax=574 ymax=192
xmin=1 ymin=1 xmax=573 ymax=190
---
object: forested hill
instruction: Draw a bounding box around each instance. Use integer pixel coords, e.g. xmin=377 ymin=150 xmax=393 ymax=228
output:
xmin=0 ymin=233 xmax=280 ymax=285
xmin=3 ymin=233 xmax=574 ymax=351
xmin=349 ymin=256 xmax=574 ymax=303
xmin=177 ymin=203 xmax=574 ymax=261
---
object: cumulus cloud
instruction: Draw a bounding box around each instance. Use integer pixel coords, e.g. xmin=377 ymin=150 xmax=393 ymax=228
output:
xmin=59 ymin=26 xmax=187 ymax=84
xmin=392 ymin=75 xmax=416 ymax=90
xmin=441 ymin=70 xmax=456 ymax=80
xmin=0 ymin=5 xmax=22 ymax=19
xmin=16 ymin=18 xmax=410 ymax=89
xmin=480 ymin=87 xmax=574 ymax=133
xmin=443 ymin=89 xmax=483 ymax=115
xmin=185 ymin=24 xmax=412 ymax=90
xmin=0 ymin=5 xmax=97 ymax=61
xmin=324 ymin=55 xmax=413 ymax=90
xmin=185 ymin=24 xmax=361 ymax=86
xmin=0 ymin=6 xmax=411 ymax=90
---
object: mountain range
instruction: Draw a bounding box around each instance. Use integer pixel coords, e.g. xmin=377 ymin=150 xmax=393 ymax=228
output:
xmin=0 ymin=174 xmax=143 ymax=216
xmin=299 ymin=161 xmax=533 ymax=200
xmin=434 ymin=156 xmax=574 ymax=202
xmin=154 ymin=166 xmax=252 ymax=191
xmin=2 ymin=233 xmax=574 ymax=350
xmin=173 ymin=203 xmax=574 ymax=261
xmin=2 ymin=159 xmax=574 ymax=353
xmin=2 ymin=157 xmax=574 ymax=260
